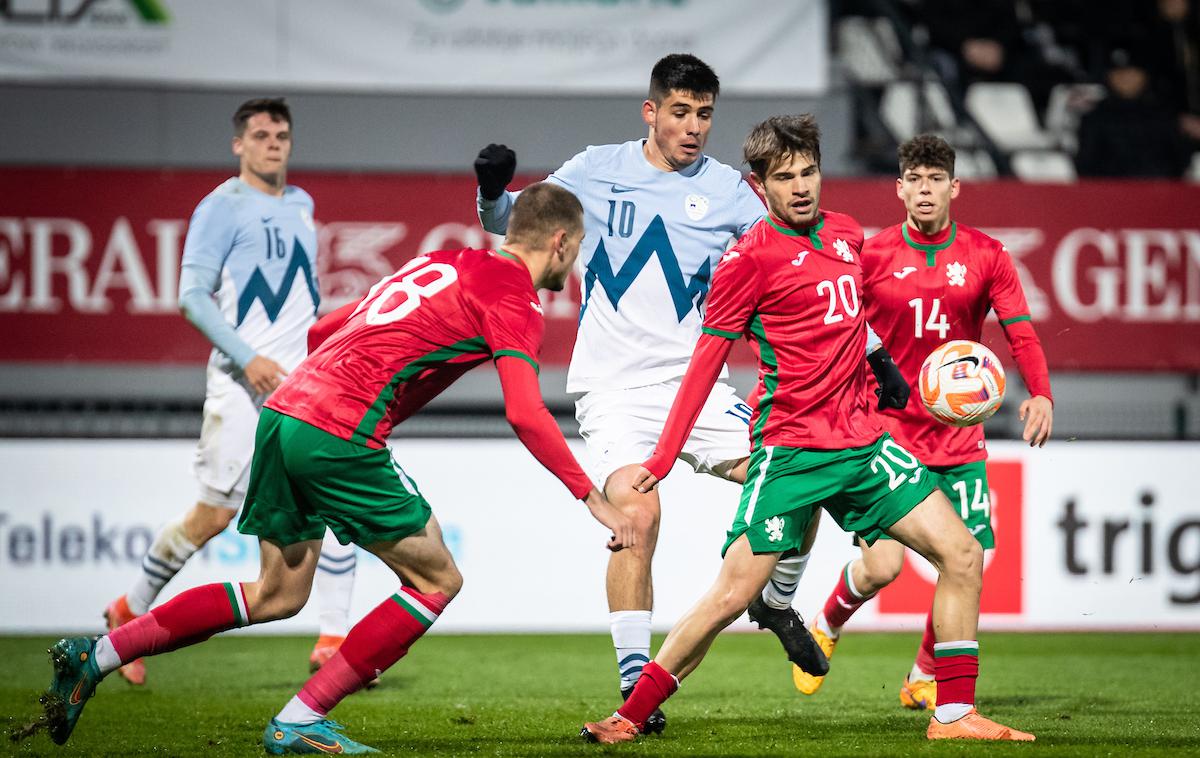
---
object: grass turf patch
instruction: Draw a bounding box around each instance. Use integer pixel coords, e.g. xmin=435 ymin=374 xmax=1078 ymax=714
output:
xmin=3 ymin=632 xmax=1198 ymax=756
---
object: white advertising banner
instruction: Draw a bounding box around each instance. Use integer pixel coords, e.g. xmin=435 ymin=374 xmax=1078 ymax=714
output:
xmin=1 ymin=439 xmax=1197 ymax=634
xmin=0 ymin=0 xmax=828 ymax=95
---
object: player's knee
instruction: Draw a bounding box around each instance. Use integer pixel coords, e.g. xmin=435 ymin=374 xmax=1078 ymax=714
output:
xmin=247 ymin=583 xmax=308 ymax=622
xmin=942 ymin=536 xmax=983 ymax=589
xmin=435 ymin=564 xmax=464 ymax=600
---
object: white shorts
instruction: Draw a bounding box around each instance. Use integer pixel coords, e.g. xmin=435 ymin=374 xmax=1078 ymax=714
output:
xmin=193 ymin=367 xmax=262 ymax=509
xmin=575 ymin=379 xmax=753 ymax=488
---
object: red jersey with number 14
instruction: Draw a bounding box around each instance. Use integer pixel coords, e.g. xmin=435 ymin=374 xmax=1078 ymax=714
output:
xmin=862 ymin=222 xmax=1036 ymax=465
xmin=267 ymin=248 xmax=544 ymax=448
xmin=702 ymin=211 xmax=879 ymax=451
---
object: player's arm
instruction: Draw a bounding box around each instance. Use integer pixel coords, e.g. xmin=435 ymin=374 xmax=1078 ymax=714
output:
xmin=634 ymin=332 xmax=734 ymax=493
xmin=178 ymin=196 xmax=284 ymax=394
xmin=475 ymin=145 xmax=585 ymax=235
xmin=307 ymin=300 xmax=358 ymax=353
xmin=494 ymin=356 xmax=633 ymax=551
xmin=990 ymin=245 xmax=1053 ymax=447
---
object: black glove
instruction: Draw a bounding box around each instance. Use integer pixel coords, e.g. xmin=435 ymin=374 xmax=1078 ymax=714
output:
xmin=868 ymin=346 xmax=910 ymax=411
xmin=474 ymin=143 xmax=516 ymax=201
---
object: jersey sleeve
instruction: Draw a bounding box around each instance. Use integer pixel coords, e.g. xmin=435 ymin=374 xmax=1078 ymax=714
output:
xmin=701 ymin=247 xmax=762 ymax=339
xmin=496 ymin=357 xmax=594 ymax=500
xmin=546 ymin=148 xmax=588 ymax=194
xmin=989 ymin=245 xmax=1053 ymax=401
xmin=181 ymin=193 xmax=237 ymax=275
xmin=643 ymin=333 xmax=733 ymax=480
xmin=481 ymin=288 xmax=545 ymax=374
xmin=732 ymin=181 xmax=766 ymax=238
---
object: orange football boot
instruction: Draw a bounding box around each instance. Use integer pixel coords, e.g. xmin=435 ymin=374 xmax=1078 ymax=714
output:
xmin=927 ymin=709 xmax=1035 ymax=741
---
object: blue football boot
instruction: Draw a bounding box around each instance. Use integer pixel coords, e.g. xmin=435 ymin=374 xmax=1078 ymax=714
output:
xmin=263 ymin=718 xmax=380 ymax=754
xmin=42 ymin=636 xmax=103 ymax=745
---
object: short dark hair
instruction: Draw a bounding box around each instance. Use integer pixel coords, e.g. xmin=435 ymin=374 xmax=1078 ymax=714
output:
xmin=506 ymin=182 xmax=584 ymax=248
xmin=743 ymin=114 xmax=821 ymax=179
xmin=898 ymin=134 xmax=956 ymax=177
xmin=233 ymin=98 xmax=292 ymax=136
xmin=648 ymin=53 xmax=720 ymax=104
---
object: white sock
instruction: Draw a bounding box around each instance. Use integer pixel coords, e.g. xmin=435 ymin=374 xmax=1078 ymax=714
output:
xmin=93 ymin=635 xmax=122 ymax=676
xmin=276 ymin=695 xmax=325 ymax=726
xmin=126 ymin=520 xmax=198 ymax=615
xmin=934 ymin=703 xmax=972 ymax=723
xmin=610 ymin=610 xmax=652 ymax=691
xmin=315 ymin=531 xmax=356 ymax=638
xmin=814 ymin=610 xmax=839 ymax=640
xmin=761 ymin=551 xmax=810 ymax=609
xmin=907 ymin=666 xmax=936 ymax=686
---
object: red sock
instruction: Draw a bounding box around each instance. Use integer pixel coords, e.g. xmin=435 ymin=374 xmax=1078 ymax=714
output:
xmin=821 ymin=563 xmax=871 ymax=631
xmin=297 ymin=587 xmax=449 ymax=715
xmin=914 ymin=610 xmax=936 ymax=675
xmin=933 ymin=641 xmax=979 ymax=706
xmin=108 ymin=582 xmax=249 ymax=662
xmin=616 ymin=661 xmax=678 ymax=728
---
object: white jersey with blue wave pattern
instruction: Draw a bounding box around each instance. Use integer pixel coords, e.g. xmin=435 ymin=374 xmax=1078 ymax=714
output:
xmin=182 ymin=178 xmax=319 ymax=376
xmin=549 ymin=140 xmax=765 ymax=392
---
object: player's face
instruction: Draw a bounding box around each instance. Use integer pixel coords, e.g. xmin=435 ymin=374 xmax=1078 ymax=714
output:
xmin=898 ymin=165 xmax=959 ymax=233
xmin=750 ymin=151 xmax=822 ymax=227
xmin=545 ymin=228 xmax=584 ymax=291
xmin=233 ymin=113 xmax=292 ymax=185
xmin=642 ymin=90 xmax=715 ymax=172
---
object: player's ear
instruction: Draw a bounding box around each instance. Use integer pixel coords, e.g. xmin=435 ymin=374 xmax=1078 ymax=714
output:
xmin=950 ymin=177 xmax=961 ymax=200
xmin=232 ymin=136 xmax=243 ymax=158
xmin=895 ymin=177 xmax=904 ymax=200
xmin=748 ymin=171 xmax=767 ymax=202
xmin=642 ymin=99 xmax=656 ymax=128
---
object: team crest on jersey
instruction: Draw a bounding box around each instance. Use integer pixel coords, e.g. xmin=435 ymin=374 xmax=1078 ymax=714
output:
xmin=834 ymin=238 xmax=853 ymax=262
xmin=529 ymin=300 xmax=544 ymax=315
xmin=765 ymin=515 xmax=786 ymax=543
xmin=684 ymin=194 xmax=710 ymax=221
xmin=946 ymin=261 xmax=967 ymax=287
xmin=720 ymin=250 xmax=740 ymax=264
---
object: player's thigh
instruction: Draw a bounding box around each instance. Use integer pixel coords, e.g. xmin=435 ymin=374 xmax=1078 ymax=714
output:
xmin=885 ymin=488 xmax=981 ymax=577
xmin=194 ymin=367 xmax=258 ymax=507
xmin=236 ymin=409 xmax=329 ymax=547
xmin=821 ymin=434 xmax=936 ymax=547
xmin=929 ymin=460 xmax=994 ymax=549
xmin=365 ymin=513 xmax=461 ymax=596
xmin=246 ymin=536 xmax=322 ymax=618
xmin=710 ymin=533 xmax=785 ymax=614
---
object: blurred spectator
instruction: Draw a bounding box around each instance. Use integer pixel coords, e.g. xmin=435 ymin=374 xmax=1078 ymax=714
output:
xmin=1142 ymin=0 xmax=1200 ymax=149
xmin=1076 ymin=49 xmax=1190 ymax=177
xmin=917 ymin=0 xmax=1073 ymax=113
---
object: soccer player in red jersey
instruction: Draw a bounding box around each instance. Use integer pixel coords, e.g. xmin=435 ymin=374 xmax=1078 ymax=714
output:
xmin=27 ymin=183 xmax=634 ymax=754
xmin=795 ymin=134 xmax=1053 ymax=709
xmin=581 ymin=116 xmax=1034 ymax=744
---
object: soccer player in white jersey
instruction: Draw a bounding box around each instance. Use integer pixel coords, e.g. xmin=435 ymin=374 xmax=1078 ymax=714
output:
xmin=102 ymin=99 xmax=360 ymax=685
xmin=476 ymin=54 xmax=909 ymax=729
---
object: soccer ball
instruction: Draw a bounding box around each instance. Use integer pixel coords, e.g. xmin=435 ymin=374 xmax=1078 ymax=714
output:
xmin=919 ymin=340 xmax=1006 ymax=427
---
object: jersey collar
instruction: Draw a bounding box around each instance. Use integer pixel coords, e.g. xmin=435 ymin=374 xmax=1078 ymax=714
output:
xmin=902 ymin=221 xmax=956 ymax=266
xmin=493 ymin=247 xmax=530 ymax=271
xmin=766 ymin=212 xmax=825 ymax=250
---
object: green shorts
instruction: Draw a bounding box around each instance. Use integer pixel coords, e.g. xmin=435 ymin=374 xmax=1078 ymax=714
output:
xmin=238 ymin=408 xmax=432 ymax=547
xmin=871 ymin=459 xmax=993 ymax=548
xmin=724 ymin=433 xmax=935 ymax=556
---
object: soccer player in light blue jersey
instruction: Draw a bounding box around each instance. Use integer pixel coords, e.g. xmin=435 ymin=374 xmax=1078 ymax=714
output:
xmin=102 ymin=98 xmax=360 ymax=686
xmin=475 ymin=55 xmax=898 ymax=730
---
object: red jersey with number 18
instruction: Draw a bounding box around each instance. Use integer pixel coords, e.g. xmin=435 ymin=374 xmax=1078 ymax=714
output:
xmin=267 ymin=248 xmax=545 ymax=449
xmin=862 ymin=222 xmax=1042 ymax=465
xmin=702 ymin=211 xmax=880 ymax=451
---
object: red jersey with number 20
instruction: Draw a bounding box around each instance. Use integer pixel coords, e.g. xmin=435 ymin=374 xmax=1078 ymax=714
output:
xmin=267 ymin=248 xmax=544 ymax=448
xmin=702 ymin=211 xmax=880 ymax=451
xmin=862 ymin=222 xmax=1047 ymax=465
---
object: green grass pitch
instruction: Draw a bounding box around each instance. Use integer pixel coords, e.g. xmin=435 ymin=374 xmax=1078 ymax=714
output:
xmin=3 ymin=632 xmax=1198 ymax=756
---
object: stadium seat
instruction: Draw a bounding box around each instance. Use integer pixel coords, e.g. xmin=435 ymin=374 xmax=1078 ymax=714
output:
xmin=837 ymin=17 xmax=902 ymax=85
xmin=965 ymin=82 xmax=1056 ymax=151
xmin=1011 ymin=150 xmax=1077 ymax=182
xmin=953 ymin=149 xmax=998 ymax=179
xmin=880 ymin=80 xmax=958 ymax=142
xmin=1044 ymin=83 xmax=1105 ymax=152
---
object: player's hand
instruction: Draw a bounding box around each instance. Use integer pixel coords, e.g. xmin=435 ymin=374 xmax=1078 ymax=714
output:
xmin=631 ymin=466 xmax=661 ymax=494
xmin=474 ymin=143 xmax=516 ymax=201
xmin=1019 ymin=395 xmax=1053 ymax=447
xmin=583 ymin=489 xmax=635 ymax=552
xmin=243 ymin=355 xmax=287 ymax=395
xmin=868 ymin=346 xmax=910 ymax=410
